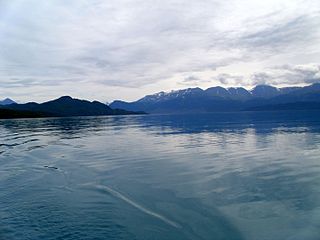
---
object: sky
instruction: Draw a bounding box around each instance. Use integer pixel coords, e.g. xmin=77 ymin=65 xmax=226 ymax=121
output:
xmin=0 ymin=0 xmax=320 ymax=103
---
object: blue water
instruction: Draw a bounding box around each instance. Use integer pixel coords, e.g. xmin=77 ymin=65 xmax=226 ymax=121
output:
xmin=1 ymin=111 xmax=320 ymax=240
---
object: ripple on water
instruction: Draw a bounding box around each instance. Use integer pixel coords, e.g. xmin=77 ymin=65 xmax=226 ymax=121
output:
xmin=0 ymin=113 xmax=320 ymax=240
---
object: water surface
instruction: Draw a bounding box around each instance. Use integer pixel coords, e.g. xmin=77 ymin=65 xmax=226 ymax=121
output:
xmin=1 ymin=111 xmax=320 ymax=240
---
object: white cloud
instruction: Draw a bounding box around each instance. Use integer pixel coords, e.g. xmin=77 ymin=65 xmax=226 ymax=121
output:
xmin=0 ymin=0 xmax=319 ymax=102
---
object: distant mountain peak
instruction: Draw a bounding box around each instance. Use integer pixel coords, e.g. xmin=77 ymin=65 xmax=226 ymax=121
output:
xmin=0 ymin=98 xmax=16 ymax=105
xmin=252 ymin=84 xmax=278 ymax=90
xmin=251 ymin=85 xmax=280 ymax=98
xmin=205 ymin=86 xmax=230 ymax=97
xmin=56 ymin=96 xmax=73 ymax=101
xmin=138 ymin=87 xmax=204 ymax=103
xmin=309 ymin=82 xmax=320 ymax=89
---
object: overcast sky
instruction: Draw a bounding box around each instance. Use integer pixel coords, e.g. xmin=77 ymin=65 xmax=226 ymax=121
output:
xmin=0 ymin=0 xmax=320 ymax=103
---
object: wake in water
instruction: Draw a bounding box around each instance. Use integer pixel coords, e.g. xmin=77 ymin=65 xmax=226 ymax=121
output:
xmin=85 ymin=183 xmax=181 ymax=229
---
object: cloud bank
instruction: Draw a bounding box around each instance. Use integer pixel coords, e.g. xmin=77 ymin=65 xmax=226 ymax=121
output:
xmin=0 ymin=0 xmax=319 ymax=102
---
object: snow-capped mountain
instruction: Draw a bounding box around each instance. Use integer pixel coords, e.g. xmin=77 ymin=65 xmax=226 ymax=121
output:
xmin=138 ymin=88 xmax=203 ymax=103
xmin=110 ymin=83 xmax=320 ymax=113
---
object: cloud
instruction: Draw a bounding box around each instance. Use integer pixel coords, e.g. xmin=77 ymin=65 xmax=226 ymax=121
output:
xmin=179 ymin=74 xmax=211 ymax=86
xmin=251 ymin=72 xmax=272 ymax=85
xmin=250 ymin=63 xmax=320 ymax=85
xmin=213 ymin=73 xmax=245 ymax=85
xmin=0 ymin=0 xmax=319 ymax=101
xmin=183 ymin=75 xmax=201 ymax=83
xmin=240 ymin=14 xmax=320 ymax=52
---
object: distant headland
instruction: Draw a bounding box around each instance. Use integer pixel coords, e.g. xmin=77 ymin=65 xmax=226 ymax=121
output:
xmin=0 ymin=96 xmax=145 ymax=119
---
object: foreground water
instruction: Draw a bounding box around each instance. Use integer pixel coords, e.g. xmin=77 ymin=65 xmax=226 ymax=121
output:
xmin=1 ymin=111 xmax=320 ymax=240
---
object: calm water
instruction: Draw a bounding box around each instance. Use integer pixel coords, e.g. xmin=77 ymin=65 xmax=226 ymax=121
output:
xmin=1 ymin=112 xmax=320 ymax=240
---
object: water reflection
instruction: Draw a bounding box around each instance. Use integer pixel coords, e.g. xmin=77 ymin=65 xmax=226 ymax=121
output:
xmin=0 ymin=111 xmax=320 ymax=239
xmin=1 ymin=111 xmax=320 ymax=136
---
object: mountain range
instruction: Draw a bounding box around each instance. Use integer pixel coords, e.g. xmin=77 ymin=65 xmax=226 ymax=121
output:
xmin=1 ymin=83 xmax=320 ymax=119
xmin=110 ymin=83 xmax=320 ymax=113
xmin=0 ymin=96 xmax=143 ymax=119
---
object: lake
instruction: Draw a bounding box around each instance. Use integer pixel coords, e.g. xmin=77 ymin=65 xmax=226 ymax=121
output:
xmin=1 ymin=111 xmax=320 ymax=240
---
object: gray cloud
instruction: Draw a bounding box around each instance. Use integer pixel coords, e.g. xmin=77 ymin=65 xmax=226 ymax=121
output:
xmin=0 ymin=0 xmax=319 ymax=101
xmin=183 ymin=76 xmax=201 ymax=82
xmin=251 ymin=72 xmax=272 ymax=85
xmin=240 ymin=14 xmax=320 ymax=51
xmin=213 ymin=73 xmax=245 ymax=85
xmin=179 ymin=75 xmax=212 ymax=86
xmin=251 ymin=63 xmax=320 ymax=85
